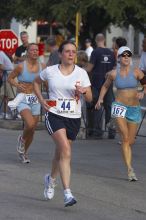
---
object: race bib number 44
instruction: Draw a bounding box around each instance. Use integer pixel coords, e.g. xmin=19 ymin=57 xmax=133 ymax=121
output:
xmin=57 ymin=99 xmax=76 ymax=114
xmin=26 ymin=94 xmax=38 ymax=104
xmin=111 ymin=104 xmax=127 ymax=118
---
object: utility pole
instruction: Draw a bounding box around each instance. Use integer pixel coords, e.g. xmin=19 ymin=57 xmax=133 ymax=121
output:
xmin=75 ymin=12 xmax=81 ymax=49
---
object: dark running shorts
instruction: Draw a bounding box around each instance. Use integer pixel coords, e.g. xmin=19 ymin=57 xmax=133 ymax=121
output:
xmin=45 ymin=111 xmax=81 ymax=141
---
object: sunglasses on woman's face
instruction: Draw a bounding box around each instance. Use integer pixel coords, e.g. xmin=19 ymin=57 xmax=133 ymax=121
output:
xmin=121 ymin=53 xmax=132 ymax=57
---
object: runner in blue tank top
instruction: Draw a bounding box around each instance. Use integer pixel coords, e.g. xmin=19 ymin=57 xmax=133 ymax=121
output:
xmin=95 ymin=46 xmax=146 ymax=181
xmin=8 ymin=43 xmax=46 ymax=163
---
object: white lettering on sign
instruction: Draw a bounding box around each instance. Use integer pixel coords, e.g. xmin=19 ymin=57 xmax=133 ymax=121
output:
xmin=0 ymin=38 xmax=18 ymax=49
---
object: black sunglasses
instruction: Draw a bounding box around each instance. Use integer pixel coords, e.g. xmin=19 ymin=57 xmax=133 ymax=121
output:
xmin=121 ymin=53 xmax=132 ymax=57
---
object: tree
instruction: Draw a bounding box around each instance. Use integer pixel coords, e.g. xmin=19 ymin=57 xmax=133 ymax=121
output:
xmin=0 ymin=0 xmax=146 ymax=38
xmin=0 ymin=0 xmax=15 ymax=28
xmin=100 ymin=0 xmax=146 ymax=33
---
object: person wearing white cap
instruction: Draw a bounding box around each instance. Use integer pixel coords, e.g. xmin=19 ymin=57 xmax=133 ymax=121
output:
xmin=117 ymin=46 xmax=132 ymax=57
xmin=95 ymin=46 xmax=146 ymax=181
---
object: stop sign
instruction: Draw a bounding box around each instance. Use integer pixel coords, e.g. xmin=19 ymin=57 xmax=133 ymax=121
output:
xmin=0 ymin=29 xmax=18 ymax=56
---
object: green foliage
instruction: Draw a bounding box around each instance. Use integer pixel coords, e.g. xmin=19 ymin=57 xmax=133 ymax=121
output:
xmin=99 ymin=0 xmax=146 ymax=32
xmin=0 ymin=0 xmax=146 ymax=33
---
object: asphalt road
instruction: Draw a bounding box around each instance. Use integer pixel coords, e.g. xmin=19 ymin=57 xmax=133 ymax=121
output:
xmin=0 ymin=127 xmax=146 ymax=220
xmin=1 ymin=54 xmax=146 ymax=219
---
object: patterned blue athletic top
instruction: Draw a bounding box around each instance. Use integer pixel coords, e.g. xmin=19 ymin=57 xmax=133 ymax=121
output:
xmin=17 ymin=61 xmax=42 ymax=83
xmin=114 ymin=66 xmax=138 ymax=89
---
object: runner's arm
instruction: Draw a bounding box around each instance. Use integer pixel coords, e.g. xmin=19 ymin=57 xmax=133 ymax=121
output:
xmin=95 ymin=71 xmax=114 ymax=109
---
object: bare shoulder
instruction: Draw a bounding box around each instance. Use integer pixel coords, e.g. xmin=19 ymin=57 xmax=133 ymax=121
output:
xmin=15 ymin=63 xmax=23 ymax=72
xmin=11 ymin=63 xmax=23 ymax=76
xmin=107 ymin=69 xmax=116 ymax=80
xmin=134 ymin=67 xmax=144 ymax=79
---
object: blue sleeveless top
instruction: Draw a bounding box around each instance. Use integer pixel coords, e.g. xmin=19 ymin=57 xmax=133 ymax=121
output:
xmin=17 ymin=61 xmax=42 ymax=83
xmin=114 ymin=66 xmax=138 ymax=89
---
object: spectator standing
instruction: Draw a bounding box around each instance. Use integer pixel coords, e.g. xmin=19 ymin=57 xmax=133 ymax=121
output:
xmin=77 ymin=50 xmax=88 ymax=69
xmin=111 ymin=37 xmax=117 ymax=57
xmin=76 ymin=50 xmax=89 ymax=138
xmin=139 ymin=37 xmax=146 ymax=75
xmin=115 ymin=37 xmax=127 ymax=48
xmin=85 ymin=39 xmax=93 ymax=61
xmin=38 ymin=38 xmax=45 ymax=64
xmin=14 ymin=31 xmax=29 ymax=64
xmin=0 ymin=50 xmax=14 ymax=71
xmin=113 ymin=37 xmax=127 ymax=59
xmin=0 ymin=50 xmax=15 ymax=118
xmin=46 ymin=39 xmax=60 ymax=66
xmin=86 ymin=33 xmax=116 ymax=139
xmin=55 ymin=31 xmax=64 ymax=47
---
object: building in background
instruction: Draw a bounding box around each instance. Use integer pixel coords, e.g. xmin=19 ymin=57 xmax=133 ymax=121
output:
xmin=106 ymin=24 xmax=144 ymax=55
xmin=10 ymin=18 xmax=37 ymax=46
xmin=10 ymin=19 xmax=145 ymax=56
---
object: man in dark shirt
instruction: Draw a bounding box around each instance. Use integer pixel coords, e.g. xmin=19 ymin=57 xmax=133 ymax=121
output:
xmin=14 ymin=31 xmax=29 ymax=64
xmin=46 ymin=38 xmax=60 ymax=66
xmin=86 ymin=33 xmax=116 ymax=139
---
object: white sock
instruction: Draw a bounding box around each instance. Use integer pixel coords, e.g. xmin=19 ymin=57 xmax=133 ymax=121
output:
xmin=64 ymin=188 xmax=71 ymax=195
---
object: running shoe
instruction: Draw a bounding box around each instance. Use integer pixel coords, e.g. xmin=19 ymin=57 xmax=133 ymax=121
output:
xmin=18 ymin=153 xmax=30 ymax=163
xmin=17 ymin=135 xmax=25 ymax=154
xmin=128 ymin=168 xmax=138 ymax=181
xmin=64 ymin=192 xmax=77 ymax=207
xmin=44 ymin=174 xmax=56 ymax=200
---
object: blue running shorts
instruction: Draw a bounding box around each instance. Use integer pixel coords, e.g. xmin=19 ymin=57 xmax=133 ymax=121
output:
xmin=111 ymin=101 xmax=142 ymax=124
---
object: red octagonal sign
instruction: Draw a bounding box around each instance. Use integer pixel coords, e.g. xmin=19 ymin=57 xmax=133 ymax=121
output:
xmin=0 ymin=29 xmax=18 ymax=56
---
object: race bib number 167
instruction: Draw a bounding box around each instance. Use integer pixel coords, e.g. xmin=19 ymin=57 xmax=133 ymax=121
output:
xmin=111 ymin=104 xmax=127 ymax=118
